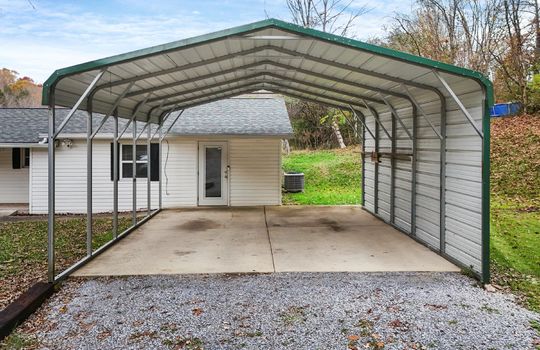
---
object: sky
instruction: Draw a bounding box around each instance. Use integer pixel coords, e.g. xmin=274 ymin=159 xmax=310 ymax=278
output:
xmin=0 ymin=0 xmax=413 ymax=84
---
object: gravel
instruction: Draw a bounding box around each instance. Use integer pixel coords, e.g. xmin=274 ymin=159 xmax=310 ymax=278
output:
xmin=23 ymin=272 xmax=540 ymax=349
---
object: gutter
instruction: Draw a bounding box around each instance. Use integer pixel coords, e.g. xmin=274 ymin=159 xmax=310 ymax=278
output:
xmin=0 ymin=143 xmax=47 ymax=148
xmin=38 ymin=133 xmax=294 ymax=140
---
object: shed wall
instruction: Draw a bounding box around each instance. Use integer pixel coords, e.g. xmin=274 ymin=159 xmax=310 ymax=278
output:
xmin=362 ymin=78 xmax=484 ymax=275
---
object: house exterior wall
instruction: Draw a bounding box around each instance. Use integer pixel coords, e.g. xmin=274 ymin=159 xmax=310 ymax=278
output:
xmin=229 ymin=138 xmax=282 ymax=206
xmin=29 ymin=137 xmax=282 ymax=214
xmin=0 ymin=148 xmax=29 ymax=203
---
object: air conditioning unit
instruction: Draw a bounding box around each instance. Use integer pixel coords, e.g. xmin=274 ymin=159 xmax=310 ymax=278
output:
xmin=283 ymin=172 xmax=304 ymax=193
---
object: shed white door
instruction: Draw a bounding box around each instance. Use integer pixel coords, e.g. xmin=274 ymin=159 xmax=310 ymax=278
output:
xmin=198 ymin=142 xmax=228 ymax=206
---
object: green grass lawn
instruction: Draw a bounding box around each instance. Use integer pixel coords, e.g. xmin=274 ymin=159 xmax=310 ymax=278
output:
xmin=491 ymin=197 xmax=540 ymax=312
xmin=489 ymin=115 xmax=540 ymax=312
xmin=282 ymin=147 xmax=362 ymax=205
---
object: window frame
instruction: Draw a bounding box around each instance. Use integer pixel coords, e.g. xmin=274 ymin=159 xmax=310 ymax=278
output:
xmin=23 ymin=148 xmax=30 ymax=168
xmin=120 ymin=144 xmax=149 ymax=179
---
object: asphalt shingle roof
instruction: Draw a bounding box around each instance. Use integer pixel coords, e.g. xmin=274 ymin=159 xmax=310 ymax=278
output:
xmin=0 ymin=95 xmax=292 ymax=144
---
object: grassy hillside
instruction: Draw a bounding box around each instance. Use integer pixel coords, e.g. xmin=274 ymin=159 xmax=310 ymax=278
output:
xmin=490 ymin=114 xmax=540 ymax=311
xmin=282 ymin=147 xmax=361 ymax=205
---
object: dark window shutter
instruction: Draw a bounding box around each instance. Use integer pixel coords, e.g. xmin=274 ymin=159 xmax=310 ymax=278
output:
xmin=110 ymin=143 xmax=120 ymax=181
xmin=150 ymin=143 xmax=159 ymax=181
xmin=12 ymin=148 xmax=21 ymax=169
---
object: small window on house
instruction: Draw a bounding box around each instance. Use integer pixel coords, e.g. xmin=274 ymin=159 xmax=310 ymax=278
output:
xmin=23 ymin=148 xmax=30 ymax=168
xmin=121 ymin=145 xmax=148 ymax=178
xmin=12 ymin=148 xmax=29 ymax=169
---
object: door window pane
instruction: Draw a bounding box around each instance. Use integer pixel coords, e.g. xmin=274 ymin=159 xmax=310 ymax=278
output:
xmin=205 ymin=147 xmax=222 ymax=198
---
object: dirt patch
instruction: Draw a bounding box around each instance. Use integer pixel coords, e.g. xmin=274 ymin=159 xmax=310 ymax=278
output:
xmin=318 ymin=218 xmax=344 ymax=232
xmin=177 ymin=219 xmax=220 ymax=231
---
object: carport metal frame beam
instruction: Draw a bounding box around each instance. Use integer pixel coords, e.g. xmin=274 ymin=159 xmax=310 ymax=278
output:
xmin=47 ymin=73 xmax=161 ymax=283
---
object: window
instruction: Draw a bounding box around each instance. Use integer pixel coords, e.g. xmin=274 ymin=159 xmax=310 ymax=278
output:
xmin=122 ymin=145 xmax=149 ymax=178
xmin=111 ymin=143 xmax=159 ymax=181
xmin=11 ymin=148 xmax=29 ymax=169
xmin=23 ymin=148 xmax=30 ymax=168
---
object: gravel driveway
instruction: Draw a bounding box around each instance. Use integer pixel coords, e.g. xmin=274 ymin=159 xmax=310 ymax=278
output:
xmin=18 ymin=272 xmax=540 ymax=349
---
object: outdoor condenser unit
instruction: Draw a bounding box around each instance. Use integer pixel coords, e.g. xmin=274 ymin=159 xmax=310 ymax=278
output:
xmin=283 ymin=172 xmax=305 ymax=193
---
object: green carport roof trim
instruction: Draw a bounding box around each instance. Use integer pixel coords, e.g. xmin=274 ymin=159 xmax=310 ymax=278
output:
xmin=41 ymin=18 xmax=493 ymax=107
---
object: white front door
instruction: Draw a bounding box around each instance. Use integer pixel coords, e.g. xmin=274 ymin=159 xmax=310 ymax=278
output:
xmin=198 ymin=142 xmax=228 ymax=206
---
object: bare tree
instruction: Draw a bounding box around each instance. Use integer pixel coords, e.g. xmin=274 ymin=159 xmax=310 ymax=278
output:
xmin=489 ymin=0 xmax=539 ymax=110
xmin=388 ymin=0 xmax=504 ymax=75
xmin=385 ymin=0 xmax=540 ymax=110
xmin=286 ymin=0 xmax=369 ymax=148
xmin=287 ymin=0 xmax=370 ymax=37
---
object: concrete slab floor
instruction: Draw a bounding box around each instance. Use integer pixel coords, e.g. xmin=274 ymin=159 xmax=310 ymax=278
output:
xmin=0 ymin=203 xmax=28 ymax=217
xmin=73 ymin=206 xmax=459 ymax=277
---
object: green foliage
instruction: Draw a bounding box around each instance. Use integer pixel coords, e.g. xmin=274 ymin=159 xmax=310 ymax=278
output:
xmin=0 ymin=68 xmax=42 ymax=107
xmin=527 ymin=74 xmax=540 ymax=112
xmin=0 ymin=332 xmax=37 ymax=350
xmin=285 ymin=97 xmax=359 ymax=149
xmin=282 ymin=147 xmax=361 ymax=205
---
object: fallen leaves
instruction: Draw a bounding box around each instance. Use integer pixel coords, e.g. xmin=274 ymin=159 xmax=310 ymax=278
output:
xmin=491 ymin=114 xmax=540 ymax=203
xmin=388 ymin=319 xmax=409 ymax=331
xmin=0 ymin=216 xmax=133 ymax=310
xmin=192 ymin=308 xmax=203 ymax=316
xmin=424 ymin=303 xmax=448 ymax=311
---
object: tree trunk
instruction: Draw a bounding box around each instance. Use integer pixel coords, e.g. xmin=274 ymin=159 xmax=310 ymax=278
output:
xmin=332 ymin=121 xmax=346 ymax=149
xmin=282 ymin=139 xmax=291 ymax=155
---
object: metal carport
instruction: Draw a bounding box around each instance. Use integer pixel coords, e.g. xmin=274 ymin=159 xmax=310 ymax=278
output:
xmin=42 ymin=18 xmax=492 ymax=283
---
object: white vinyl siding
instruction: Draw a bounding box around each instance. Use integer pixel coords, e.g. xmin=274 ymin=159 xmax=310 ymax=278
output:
xmin=161 ymin=140 xmax=198 ymax=207
xmin=0 ymin=148 xmax=29 ymax=203
xmin=29 ymin=137 xmax=282 ymax=213
xmin=30 ymin=140 xmax=160 ymax=214
xmin=229 ymin=138 xmax=281 ymax=206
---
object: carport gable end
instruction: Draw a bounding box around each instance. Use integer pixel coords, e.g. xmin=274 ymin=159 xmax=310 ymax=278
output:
xmin=41 ymin=18 xmax=492 ymax=283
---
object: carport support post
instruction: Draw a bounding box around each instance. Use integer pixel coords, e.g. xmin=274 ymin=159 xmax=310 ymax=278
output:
xmin=361 ymin=111 xmax=366 ymax=207
xmin=411 ymin=105 xmax=418 ymax=236
xmin=132 ymin=120 xmax=137 ymax=225
xmin=47 ymin=99 xmax=56 ymax=283
xmin=147 ymin=122 xmax=151 ymax=215
xmin=439 ymin=100 xmax=447 ymax=254
xmin=86 ymin=105 xmax=93 ymax=257
xmin=113 ymin=111 xmax=119 ymax=238
xmin=374 ymin=110 xmax=379 ymax=214
xmin=390 ymin=105 xmax=396 ymax=224
xmin=158 ymin=125 xmax=163 ymax=210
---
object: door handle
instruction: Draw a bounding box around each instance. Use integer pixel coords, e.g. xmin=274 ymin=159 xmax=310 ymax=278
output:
xmin=225 ymin=165 xmax=230 ymax=179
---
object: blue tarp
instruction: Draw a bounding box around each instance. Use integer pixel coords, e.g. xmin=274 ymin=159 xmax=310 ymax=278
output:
xmin=490 ymin=103 xmax=521 ymax=117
